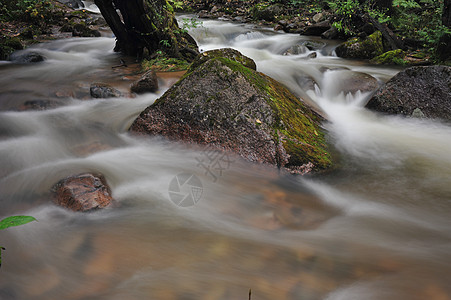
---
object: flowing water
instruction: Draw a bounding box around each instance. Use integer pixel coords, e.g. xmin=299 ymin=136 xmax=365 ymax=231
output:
xmin=0 ymin=16 xmax=451 ymax=300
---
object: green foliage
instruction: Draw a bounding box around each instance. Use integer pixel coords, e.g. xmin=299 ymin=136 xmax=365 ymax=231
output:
xmin=328 ymin=0 xmax=361 ymax=35
xmin=160 ymin=39 xmax=171 ymax=48
xmin=0 ymin=216 xmax=36 ymax=230
xmin=392 ymin=0 xmax=450 ymax=52
xmin=168 ymin=0 xmax=184 ymax=11
xmin=0 ymin=0 xmax=56 ymax=24
xmin=324 ymin=0 xmax=447 ymax=58
xmin=0 ymin=215 xmax=36 ymax=268
xmin=393 ymin=0 xmax=420 ymax=9
xmin=181 ymin=17 xmax=203 ymax=31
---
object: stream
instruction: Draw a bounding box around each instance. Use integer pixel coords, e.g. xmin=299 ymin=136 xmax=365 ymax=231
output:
xmin=0 ymin=15 xmax=450 ymax=300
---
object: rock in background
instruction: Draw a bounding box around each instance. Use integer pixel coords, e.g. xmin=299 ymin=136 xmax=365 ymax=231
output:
xmin=366 ymin=66 xmax=451 ymax=120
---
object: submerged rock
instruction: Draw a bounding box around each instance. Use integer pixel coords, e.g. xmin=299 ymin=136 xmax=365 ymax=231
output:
xmin=130 ymin=49 xmax=333 ymax=174
xmin=338 ymin=71 xmax=379 ymax=94
xmin=90 ymin=82 xmax=122 ymax=98
xmin=130 ymin=70 xmax=159 ymax=94
xmin=335 ymin=31 xmax=384 ymax=59
xmin=18 ymin=100 xmax=59 ymax=111
xmin=52 ymin=173 xmax=116 ymax=212
xmin=366 ymin=66 xmax=451 ymax=120
xmin=10 ymin=51 xmax=45 ymax=63
xmin=283 ymin=45 xmax=308 ymax=56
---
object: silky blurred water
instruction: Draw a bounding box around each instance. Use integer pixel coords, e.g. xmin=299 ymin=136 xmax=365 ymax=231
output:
xmin=0 ymin=16 xmax=450 ymax=300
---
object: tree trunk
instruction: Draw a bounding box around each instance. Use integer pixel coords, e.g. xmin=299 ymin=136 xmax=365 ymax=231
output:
xmin=443 ymin=0 xmax=451 ymax=27
xmin=362 ymin=13 xmax=404 ymax=50
xmin=94 ymin=0 xmax=199 ymax=60
xmin=437 ymin=0 xmax=451 ymax=61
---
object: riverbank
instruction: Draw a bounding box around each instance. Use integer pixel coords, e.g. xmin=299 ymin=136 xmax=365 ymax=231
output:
xmin=0 ymin=0 xmax=107 ymax=60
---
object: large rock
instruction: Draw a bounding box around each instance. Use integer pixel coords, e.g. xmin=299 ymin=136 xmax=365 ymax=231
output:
xmin=0 ymin=36 xmax=23 ymax=60
xmin=130 ymin=49 xmax=333 ymax=174
xmin=251 ymin=4 xmax=283 ymax=22
xmin=300 ymin=20 xmax=331 ymax=36
xmin=335 ymin=31 xmax=384 ymax=59
xmin=366 ymin=66 xmax=451 ymax=120
xmin=130 ymin=70 xmax=159 ymax=94
xmin=52 ymin=173 xmax=115 ymax=212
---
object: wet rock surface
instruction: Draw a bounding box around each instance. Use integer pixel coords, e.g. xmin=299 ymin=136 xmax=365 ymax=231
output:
xmin=10 ymin=51 xmax=45 ymax=63
xmin=130 ymin=70 xmax=159 ymax=94
xmin=90 ymin=82 xmax=122 ymax=98
xmin=366 ymin=66 xmax=451 ymax=120
xmin=52 ymin=173 xmax=116 ymax=212
xmin=18 ymin=99 xmax=60 ymax=111
xmin=130 ymin=49 xmax=333 ymax=174
xmin=337 ymin=70 xmax=379 ymax=94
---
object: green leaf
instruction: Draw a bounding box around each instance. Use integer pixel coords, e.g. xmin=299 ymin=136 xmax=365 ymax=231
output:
xmin=0 ymin=216 xmax=36 ymax=230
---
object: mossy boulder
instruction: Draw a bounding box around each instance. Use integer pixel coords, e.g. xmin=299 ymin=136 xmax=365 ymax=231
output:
xmin=370 ymin=49 xmax=406 ymax=65
xmin=0 ymin=36 xmax=24 ymax=61
xmin=335 ymin=31 xmax=384 ymax=59
xmin=250 ymin=4 xmax=283 ymax=22
xmin=129 ymin=49 xmax=333 ymax=174
xmin=366 ymin=66 xmax=451 ymax=121
xmin=190 ymin=48 xmax=256 ymax=71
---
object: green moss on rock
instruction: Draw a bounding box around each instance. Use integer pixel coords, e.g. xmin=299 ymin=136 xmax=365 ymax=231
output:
xmin=0 ymin=36 xmax=24 ymax=60
xmin=370 ymin=49 xmax=406 ymax=65
xmin=189 ymin=48 xmax=257 ymax=72
xmin=335 ymin=31 xmax=384 ymax=59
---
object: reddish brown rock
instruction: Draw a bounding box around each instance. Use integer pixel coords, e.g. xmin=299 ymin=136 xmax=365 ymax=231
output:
xmin=52 ymin=173 xmax=115 ymax=212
